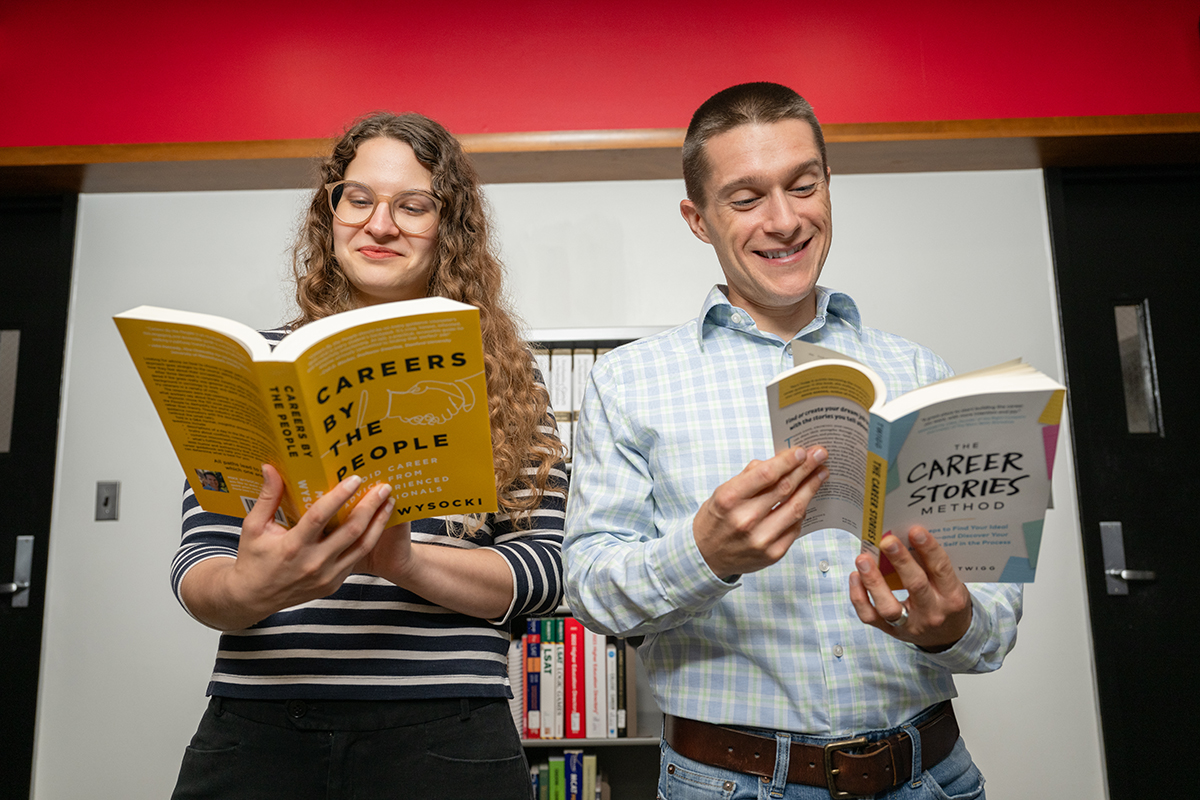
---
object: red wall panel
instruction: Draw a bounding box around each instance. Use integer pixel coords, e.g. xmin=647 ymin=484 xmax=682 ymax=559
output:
xmin=2 ymin=0 xmax=1198 ymax=148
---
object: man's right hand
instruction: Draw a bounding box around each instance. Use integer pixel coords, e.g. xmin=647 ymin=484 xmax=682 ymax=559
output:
xmin=692 ymin=445 xmax=828 ymax=579
xmin=181 ymin=464 xmax=396 ymax=631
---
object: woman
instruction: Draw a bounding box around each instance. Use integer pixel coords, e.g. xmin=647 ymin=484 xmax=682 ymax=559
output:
xmin=169 ymin=113 xmax=566 ymax=799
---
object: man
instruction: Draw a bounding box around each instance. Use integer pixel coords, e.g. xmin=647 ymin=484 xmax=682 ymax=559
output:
xmin=564 ymin=82 xmax=1020 ymax=799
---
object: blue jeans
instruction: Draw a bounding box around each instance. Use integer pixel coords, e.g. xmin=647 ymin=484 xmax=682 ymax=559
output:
xmin=657 ymin=712 xmax=985 ymax=800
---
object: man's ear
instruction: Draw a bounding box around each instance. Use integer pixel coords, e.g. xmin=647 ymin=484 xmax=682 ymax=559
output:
xmin=680 ymin=198 xmax=712 ymax=244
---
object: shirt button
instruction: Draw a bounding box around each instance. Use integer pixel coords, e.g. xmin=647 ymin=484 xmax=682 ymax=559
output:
xmin=731 ymin=313 xmax=743 ymax=325
xmin=786 ymin=344 xmax=793 ymax=355
xmin=819 ymin=559 xmax=830 ymax=573
xmin=833 ymin=644 xmax=844 ymax=658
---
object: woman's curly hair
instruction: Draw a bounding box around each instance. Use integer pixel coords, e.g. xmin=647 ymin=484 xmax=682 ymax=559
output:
xmin=291 ymin=112 xmax=565 ymax=528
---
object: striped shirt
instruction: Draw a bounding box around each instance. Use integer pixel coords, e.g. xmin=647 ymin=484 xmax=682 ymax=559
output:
xmin=564 ymin=286 xmax=1022 ymax=735
xmin=171 ymin=327 xmax=566 ymax=700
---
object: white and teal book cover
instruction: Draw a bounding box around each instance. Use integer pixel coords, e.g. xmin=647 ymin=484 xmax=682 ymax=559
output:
xmin=768 ymin=347 xmax=1064 ymax=583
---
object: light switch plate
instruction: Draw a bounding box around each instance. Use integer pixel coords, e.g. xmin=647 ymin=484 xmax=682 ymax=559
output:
xmin=95 ymin=481 xmax=120 ymax=521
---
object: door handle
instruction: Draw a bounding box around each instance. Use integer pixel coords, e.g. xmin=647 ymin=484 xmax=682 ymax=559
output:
xmin=1104 ymin=569 xmax=1156 ymax=582
xmin=5 ymin=535 xmax=33 ymax=608
xmin=1099 ymin=522 xmax=1154 ymax=595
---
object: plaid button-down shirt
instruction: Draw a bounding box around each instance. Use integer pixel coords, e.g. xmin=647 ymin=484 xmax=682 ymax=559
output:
xmin=565 ymin=285 xmax=1022 ymax=735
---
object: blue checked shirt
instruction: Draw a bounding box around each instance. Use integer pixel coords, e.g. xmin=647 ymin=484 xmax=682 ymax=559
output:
xmin=564 ymin=286 xmax=1022 ymax=735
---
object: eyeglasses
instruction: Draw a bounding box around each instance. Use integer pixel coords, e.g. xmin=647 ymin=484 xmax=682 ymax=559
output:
xmin=325 ymin=180 xmax=441 ymax=235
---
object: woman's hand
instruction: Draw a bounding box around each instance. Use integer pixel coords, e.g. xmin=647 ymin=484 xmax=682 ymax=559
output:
xmin=180 ymin=464 xmax=395 ymax=631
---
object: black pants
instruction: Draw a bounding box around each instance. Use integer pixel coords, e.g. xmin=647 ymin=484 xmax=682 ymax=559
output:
xmin=172 ymin=696 xmax=533 ymax=800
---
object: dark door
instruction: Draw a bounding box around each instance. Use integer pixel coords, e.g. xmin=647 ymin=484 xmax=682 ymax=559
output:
xmin=0 ymin=194 xmax=76 ymax=800
xmin=1047 ymin=166 xmax=1199 ymax=799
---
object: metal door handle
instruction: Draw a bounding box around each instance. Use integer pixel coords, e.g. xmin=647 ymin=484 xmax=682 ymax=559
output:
xmin=1 ymin=580 xmax=30 ymax=594
xmin=1105 ymin=569 xmax=1156 ymax=581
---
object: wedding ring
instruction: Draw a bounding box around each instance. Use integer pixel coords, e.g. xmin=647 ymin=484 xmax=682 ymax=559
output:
xmin=885 ymin=606 xmax=909 ymax=628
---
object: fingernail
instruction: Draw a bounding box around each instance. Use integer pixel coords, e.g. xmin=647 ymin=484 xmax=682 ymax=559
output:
xmin=909 ymin=528 xmax=928 ymax=546
xmin=811 ymin=447 xmax=827 ymax=464
xmin=817 ymin=468 xmax=829 ymax=482
xmin=344 ymin=475 xmax=363 ymax=491
xmin=377 ymin=483 xmax=393 ymax=499
xmin=793 ymin=446 xmax=807 ymax=462
xmin=856 ymin=556 xmax=871 ymax=574
xmin=882 ymin=537 xmax=901 ymax=555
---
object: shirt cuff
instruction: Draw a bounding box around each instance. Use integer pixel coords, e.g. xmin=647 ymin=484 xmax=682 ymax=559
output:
xmin=649 ymin=516 xmax=742 ymax=615
xmin=916 ymin=591 xmax=990 ymax=672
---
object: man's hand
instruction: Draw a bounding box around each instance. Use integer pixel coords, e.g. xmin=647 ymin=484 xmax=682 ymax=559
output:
xmin=693 ymin=445 xmax=828 ymax=580
xmin=182 ymin=464 xmax=396 ymax=630
xmin=848 ymin=526 xmax=973 ymax=651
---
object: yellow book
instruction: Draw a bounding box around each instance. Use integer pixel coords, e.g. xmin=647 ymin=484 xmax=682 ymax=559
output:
xmin=114 ymin=297 xmax=496 ymax=526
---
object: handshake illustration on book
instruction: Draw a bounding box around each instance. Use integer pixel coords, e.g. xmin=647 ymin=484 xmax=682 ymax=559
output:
xmin=767 ymin=344 xmax=1066 ymax=584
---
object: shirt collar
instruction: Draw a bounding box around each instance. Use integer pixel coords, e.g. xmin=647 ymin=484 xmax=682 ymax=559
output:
xmin=696 ymin=285 xmax=863 ymax=350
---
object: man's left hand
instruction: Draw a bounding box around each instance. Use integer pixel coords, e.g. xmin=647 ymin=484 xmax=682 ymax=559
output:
xmin=848 ymin=526 xmax=973 ymax=652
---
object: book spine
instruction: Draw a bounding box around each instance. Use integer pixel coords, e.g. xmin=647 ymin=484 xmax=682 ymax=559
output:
xmin=564 ymin=749 xmax=584 ymax=800
xmin=540 ymin=618 xmax=556 ymax=739
xmin=583 ymin=629 xmax=607 ymax=739
xmin=564 ymin=617 xmax=586 ymax=738
xmin=554 ymin=618 xmax=565 ymax=739
xmin=538 ymin=764 xmax=549 ymax=800
xmin=624 ymin=640 xmax=638 ymax=738
xmin=605 ymin=638 xmax=618 ymax=738
xmin=615 ymin=640 xmax=627 ymax=737
xmin=255 ymin=362 xmax=325 ymax=525
xmin=525 ymin=620 xmax=542 ymax=738
xmin=582 ymin=753 xmax=597 ymax=800
xmin=548 ymin=755 xmax=565 ymax=800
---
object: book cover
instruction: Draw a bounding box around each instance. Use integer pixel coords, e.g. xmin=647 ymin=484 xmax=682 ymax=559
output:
xmin=540 ymin=618 xmax=557 ymax=739
xmin=767 ymin=348 xmax=1065 ymax=584
xmin=583 ymin=629 xmax=609 ymax=739
xmin=564 ymin=749 xmax=584 ymax=800
xmin=524 ymin=619 xmax=542 ymax=738
xmin=114 ymin=298 xmax=496 ymax=527
xmin=563 ymin=617 xmax=586 ymax=738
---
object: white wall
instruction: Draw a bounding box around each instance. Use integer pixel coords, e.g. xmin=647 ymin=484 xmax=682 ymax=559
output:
xmin=35 ymin=171 xmax=1105 ymax=799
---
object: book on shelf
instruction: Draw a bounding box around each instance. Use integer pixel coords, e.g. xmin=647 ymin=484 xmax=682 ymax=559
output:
xmin=583 ymin=629 xmax=609 ymax=739
xmin=524 ymin=620 xmax=542 ymax=738
xmin=114 ymin=298 xmax=496 ymax=527
xmin=548 ymin=755 xmax=565 ymax=800
xmin=549 ymin=348 xmax=573 ymax=456
xmin=564 ymin=749 xmax=584 ymax=800
xmin=582 ymin=754 xmax=598 ymax=800
xmin=767 ymin=344 xmax=1066 ymax=585
xmin=563 ymin=618 xmax=586 ymax=738
xmin=540 ymin=618 xmax=558 ymax=739
xmin=604 ymin=638 xmax=618 ymax=738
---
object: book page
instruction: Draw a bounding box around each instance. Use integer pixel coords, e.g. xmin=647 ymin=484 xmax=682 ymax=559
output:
xmin=766 ymin=362 xmax=884 ymax=537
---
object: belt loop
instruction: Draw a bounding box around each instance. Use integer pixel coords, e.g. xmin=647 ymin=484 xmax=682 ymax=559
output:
xmin=900 ymin=721 xmax=922 ymax=789
xmin=459 ymin=698 xmax=471 ymax=721
xmin=213 ymin=696 xmax=224 ymax=717
xmin=769 ymin=732 xmax=791 ymax=798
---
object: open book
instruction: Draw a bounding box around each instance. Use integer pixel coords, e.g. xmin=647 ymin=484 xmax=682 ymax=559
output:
xmin=767 ymin=344 xmax=1065 ymax=583
xmin=115 ymin=297 xmax=496 ymax=526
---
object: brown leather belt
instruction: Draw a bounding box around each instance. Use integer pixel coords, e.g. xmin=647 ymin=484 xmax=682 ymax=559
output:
xmin=664 ymin=702 xmax=959 ymax=799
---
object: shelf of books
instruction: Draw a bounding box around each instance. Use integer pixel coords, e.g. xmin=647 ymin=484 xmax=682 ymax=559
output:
xmin=508 ymin=612 xmax=662 ymax=800
xmin=519 ymin=328 xmax=668 ymax=800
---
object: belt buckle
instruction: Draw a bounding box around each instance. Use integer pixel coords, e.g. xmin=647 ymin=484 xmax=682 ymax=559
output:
xmin=823 ymin=736 xmax=869 ymax=800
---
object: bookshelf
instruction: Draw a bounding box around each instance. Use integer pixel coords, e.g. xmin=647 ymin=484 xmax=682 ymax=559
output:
xmin=521 ymin=327 xmax=668 ymax=799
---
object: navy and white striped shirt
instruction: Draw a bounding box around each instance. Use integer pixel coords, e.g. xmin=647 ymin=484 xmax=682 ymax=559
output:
xmin=171 ymin=327 xmax=566 ymax=700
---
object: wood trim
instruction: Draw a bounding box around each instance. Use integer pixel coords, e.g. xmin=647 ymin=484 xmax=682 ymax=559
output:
xmin=3 ymin=114 xmax=1199 ymax=192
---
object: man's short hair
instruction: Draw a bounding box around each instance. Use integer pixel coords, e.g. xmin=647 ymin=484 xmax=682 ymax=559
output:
xmin=682 ymin=82 xmax=828 ymax=207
